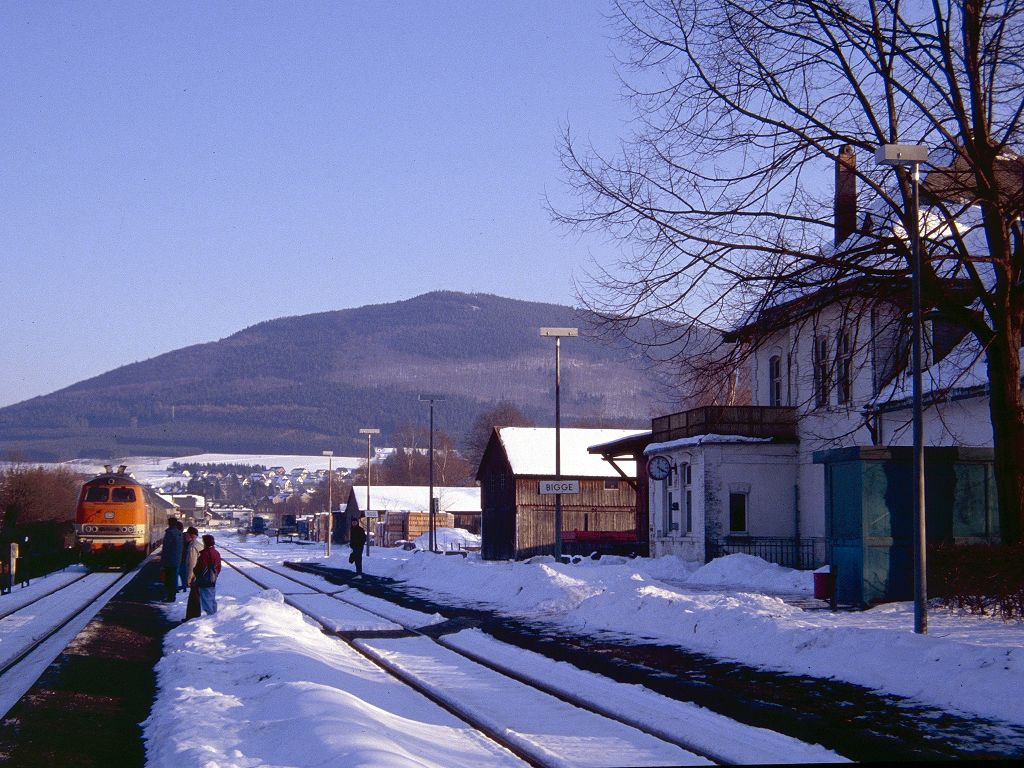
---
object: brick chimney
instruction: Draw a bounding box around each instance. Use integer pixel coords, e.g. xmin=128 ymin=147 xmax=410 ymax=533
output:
xmin=834 ymin=144 xmax=857 ymax=245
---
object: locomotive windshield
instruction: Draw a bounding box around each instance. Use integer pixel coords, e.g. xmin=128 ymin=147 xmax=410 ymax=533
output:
xmin=85 ymin=486 xmax=138 ymax=502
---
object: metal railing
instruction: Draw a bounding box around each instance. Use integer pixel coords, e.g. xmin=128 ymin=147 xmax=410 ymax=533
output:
xmin=707 ymin=536 xmax=825 ymax=570
xmin=652 ymin=406 xmax=798 ymax=442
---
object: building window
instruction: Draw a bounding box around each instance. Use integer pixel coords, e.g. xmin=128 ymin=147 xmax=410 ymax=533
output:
xmin=604 ymin=478 xmax=619 ymax=490
xmin=836 ymin=329 xmax=852 ymax=404
xmin=814 ymin=335 xmax=830 ymax=407
xmin=662 ymin=482 xmax=675 ymax=534
xmin=681 ymin=462 xmax=693 ymax=533
xmin=768 ymin=355 xmax=782 ymax=407
xmin=660 ymin=467 xmax=679 ymax=535
xmin=729 ymin=492 xmax=747 ymax=533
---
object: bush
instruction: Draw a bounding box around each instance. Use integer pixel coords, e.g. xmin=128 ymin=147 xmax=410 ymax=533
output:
xmin=929 ymin=543 xmax=1024 ymax=621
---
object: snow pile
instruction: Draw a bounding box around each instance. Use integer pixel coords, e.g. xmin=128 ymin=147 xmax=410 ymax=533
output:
xmin=687 ymin=553 xmax=813 ymax=593
xmin=145 ymin=589 xmax=521 ymax=768
xmin=412 ymin=527 xmax=481 ymax=551
xmin=355 ymin=546 xmax=1024 ymax=726
xmin=137 ymin=535 xmax=1024 ymax=765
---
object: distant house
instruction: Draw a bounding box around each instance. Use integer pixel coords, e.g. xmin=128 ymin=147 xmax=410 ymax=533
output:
xmin=170 ymin=493 xmax=207 ymax=522
xmin=477 ymin=427 xmax=646 ymax=560
xmin=341 ymin=485 xmax=481 ymax=546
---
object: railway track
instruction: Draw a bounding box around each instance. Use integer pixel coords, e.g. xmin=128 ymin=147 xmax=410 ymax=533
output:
xmin=0 ymin=570 xmax=93 ymax=621
xmin=0 ymin=565 xmax=140 ymax=717
xmin=220 ymin=545 xmax=840 ymax=766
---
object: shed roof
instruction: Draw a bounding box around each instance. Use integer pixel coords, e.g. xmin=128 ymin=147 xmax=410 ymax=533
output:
xmin=347 ymin=485 xmax=480 ymax=514
xmin=496 ymin=427 xmax=645 ymax=477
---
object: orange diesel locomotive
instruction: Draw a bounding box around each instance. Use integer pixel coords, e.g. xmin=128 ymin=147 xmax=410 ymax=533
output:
xmin=76 ymin=465 xmax=173 ymax=567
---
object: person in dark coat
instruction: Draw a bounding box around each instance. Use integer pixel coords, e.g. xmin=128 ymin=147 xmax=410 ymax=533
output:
xmin=175 ymin=519 xmax=189 ymax=591
xmin=160 ymin=517 xmax=184 ymax=603
xmin=186 ymin=534 xmax=222 ymax=619
xmin=349 ymin=519 xmax=367 ymax=576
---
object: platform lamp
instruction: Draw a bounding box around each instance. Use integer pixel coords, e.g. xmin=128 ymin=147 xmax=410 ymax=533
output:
xmin=875 ymin=142 xmax=929 ymax=634
xmin=418 ymin=394 xmax=445 ymax=552
xmin=360 ymin=428 xmax=380 ymax=554
xmin=540 ymin=326 xmax=578 ymax=559
xmin=322 ymin=450 xmax=334 ymax=557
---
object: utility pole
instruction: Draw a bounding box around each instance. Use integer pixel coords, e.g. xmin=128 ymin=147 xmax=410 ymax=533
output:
xmin=540 ymin=327 xmax=578 ymax=559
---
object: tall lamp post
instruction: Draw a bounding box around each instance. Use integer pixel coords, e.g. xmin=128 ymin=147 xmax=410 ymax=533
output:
xmin=360 ymin=428 xmax=380 ymax=553
xmin=540 ymin=326 xmax=578 ymax=559
xmin=876 ymin=142 xmax=929 ymax=634
xmin=418 ymin=394 xmax=445 ymax=552
xmin=322 ymin=450 xmax=334 ymax=558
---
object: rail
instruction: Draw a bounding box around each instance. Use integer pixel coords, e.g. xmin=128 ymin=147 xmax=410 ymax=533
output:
xmin=219 ymin=545 xmax=731 ymax=765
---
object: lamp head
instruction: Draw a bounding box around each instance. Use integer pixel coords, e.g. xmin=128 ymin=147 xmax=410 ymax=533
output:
xmin=875 ymin=144 xmax=929 ymax=166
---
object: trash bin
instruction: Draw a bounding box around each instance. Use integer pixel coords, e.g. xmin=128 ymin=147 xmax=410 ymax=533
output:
xmin=813 ymin=567 xmax=833 ymax=600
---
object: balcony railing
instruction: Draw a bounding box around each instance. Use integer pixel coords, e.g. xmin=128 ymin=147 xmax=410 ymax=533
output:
xmin=651 ymin=405 xmax=798 ymax=442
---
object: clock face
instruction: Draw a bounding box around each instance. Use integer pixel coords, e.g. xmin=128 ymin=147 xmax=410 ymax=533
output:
xmin=648 ymin=455 xmax=672 ymax=481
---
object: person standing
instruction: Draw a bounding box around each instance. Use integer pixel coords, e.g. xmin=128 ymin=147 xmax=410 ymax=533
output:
xmin=182 ymin=526 xmax=202 ymax=585
xmin=189 ymin=534 xmax=222 ymax=618
xmin=349 ymin=519 xmax=367 ymax=576
xmin=182 ymin=526 xmax=205 ymax=620
xmin=175 ymin=519 xmax=189 ymax=591
xmin=160 ymin=517 xmax=184 ymax=603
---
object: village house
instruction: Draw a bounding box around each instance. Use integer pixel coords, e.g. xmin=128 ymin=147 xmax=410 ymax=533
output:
xmin=477 ymin=427 xmax=646 ymax=560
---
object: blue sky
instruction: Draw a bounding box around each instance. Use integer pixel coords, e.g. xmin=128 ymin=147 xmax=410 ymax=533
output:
xmin=0 ymin=2 xmax=629 ymax=407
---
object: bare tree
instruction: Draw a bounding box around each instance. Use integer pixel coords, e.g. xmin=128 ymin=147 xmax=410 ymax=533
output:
xmin=0 ymin=465 xmax=83 ymax=527
xmin=463 ymin=401 xmax=536 ymax=469
xmin=377 ymin=428 xmax=474 ymax=486
xmin=432 ymin=431 xmax=475 ymax=486
xmin=556 ymin=0 xmax=1024 ymax=543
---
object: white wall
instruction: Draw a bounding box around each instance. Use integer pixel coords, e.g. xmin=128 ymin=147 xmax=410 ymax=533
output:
xmin=748 ymin=298 xmax=995 ymax=541
xmin=877 ymin=395 xmax=993 ymax=447
xmin=648 ymin=441 xmax=798 ymax=563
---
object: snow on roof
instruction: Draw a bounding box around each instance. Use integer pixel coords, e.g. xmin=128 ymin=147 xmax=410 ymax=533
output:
xmin=867 ymin=332 xmax=1024 ymax=412
xmin=349 ymin=486 xmax=480 ymax=513
xmin=496 ymin=427 xmax=646 ymax=477
xmin=588 ymin=430 xmax=652 ymax=453
xmin=645 ymin=434 xmax=773 ymax=455
xmin=731 ymin=198 xmax=994 ymax=338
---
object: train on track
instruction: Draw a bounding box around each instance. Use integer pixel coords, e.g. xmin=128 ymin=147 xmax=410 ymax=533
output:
xmin=75 ymin=465 xmax=174 ymax=568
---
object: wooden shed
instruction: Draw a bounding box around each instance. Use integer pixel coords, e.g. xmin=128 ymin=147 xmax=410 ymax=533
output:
xmin=344 ymin=485 xmax=480 ymax=546
xmin=477 ymin=427 xmax=647 ymax=560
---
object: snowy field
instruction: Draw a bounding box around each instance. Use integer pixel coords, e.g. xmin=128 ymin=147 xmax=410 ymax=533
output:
xmin=143 ymin=532 xmax=1024 ymax=766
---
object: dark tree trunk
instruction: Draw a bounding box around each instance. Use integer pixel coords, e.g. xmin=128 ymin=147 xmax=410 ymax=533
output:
xmin=986 ymin=329 xmax=1024 ymax=545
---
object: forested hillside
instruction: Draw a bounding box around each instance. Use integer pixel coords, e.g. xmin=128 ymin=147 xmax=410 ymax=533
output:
xmin=0 ymin=292 xmax=687 ymax=460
